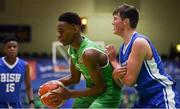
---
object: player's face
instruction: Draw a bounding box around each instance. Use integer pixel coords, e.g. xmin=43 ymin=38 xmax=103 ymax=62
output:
xmin=112 ymin=14 xmax=125 ymax=36
xmin=4 ymin=41 xmax=18 ymax=58
xmin=57 ymin=21 xmax=76 ymax=46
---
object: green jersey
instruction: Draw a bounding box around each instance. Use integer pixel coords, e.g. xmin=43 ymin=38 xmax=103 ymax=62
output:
xmin=68 ymin=36 xmax=121 ymax=108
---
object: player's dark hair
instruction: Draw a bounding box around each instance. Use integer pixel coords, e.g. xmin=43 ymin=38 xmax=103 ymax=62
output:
xmin=113 ymin=3 xmax=139 ymax=29
xmin=58 ymin=12 xmax=81 ymax=26
xmin=3 ymin=36 xmax=18 ymax=44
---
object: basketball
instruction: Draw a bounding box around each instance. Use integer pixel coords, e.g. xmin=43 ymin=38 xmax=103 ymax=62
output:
xmin=38 ymin=80 xmax=65 ymax=108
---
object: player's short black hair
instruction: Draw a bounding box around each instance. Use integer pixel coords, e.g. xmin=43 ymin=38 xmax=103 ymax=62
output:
xmin=58 ymin=12 xmax=81 ymax=26
xmin=3 ymin=36 xmax=18 ymax=44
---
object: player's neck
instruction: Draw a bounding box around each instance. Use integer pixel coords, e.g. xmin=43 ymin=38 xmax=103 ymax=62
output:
xmin=71 ymin=35 xmax=83 ymax=51
xmin=123 ymin=30 xmax=136 ymax=46
xmin=4 ymin=56 xmax=17 ymax=65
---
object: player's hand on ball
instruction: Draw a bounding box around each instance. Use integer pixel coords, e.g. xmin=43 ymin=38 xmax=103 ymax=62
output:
xmin=38 ymin=80 xmax=67 ymax=108
xmin=50 ymin=84 xmax=71 ymax=100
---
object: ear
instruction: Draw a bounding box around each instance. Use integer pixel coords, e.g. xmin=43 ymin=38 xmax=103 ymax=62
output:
xmin=73 ymin=25 xmax=80 ymax=33
xmin=17 ymin=45 xmax=19 ymax=51
xmin=123 ymin=18 xmax=130 ymax=26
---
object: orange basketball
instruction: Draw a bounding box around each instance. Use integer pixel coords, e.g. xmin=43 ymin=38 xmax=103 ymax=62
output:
xmin=38 ymin=80 xmax=65 ymax=108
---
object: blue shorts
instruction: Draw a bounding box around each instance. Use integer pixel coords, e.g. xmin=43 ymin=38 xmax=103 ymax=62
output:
xmin=0 ymin=101 xmax=22 ymax=108
xmin=133 ymin=85 xmax=180 ymax=108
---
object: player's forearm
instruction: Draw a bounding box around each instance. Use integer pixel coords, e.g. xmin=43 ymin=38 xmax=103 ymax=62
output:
xmin=26 ymin=87 xmax=34 ymax=103
xmin=58 ymin=75 xmax=79 ymax=86
xmin=121 ymin=64 xmax=139 ymax=86
xmin=110 ymin=60 xmax=121 ymax=68
xmin=121 ymin=74 xmax=137 ymax=87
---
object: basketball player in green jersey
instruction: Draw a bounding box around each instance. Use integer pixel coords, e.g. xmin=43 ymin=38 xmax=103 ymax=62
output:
xmin=48 ymin=12 xmax=124 ymax=108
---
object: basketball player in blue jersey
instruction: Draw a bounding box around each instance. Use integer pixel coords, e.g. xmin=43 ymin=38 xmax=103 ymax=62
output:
xmin=0 ymin=36 xmax=34 ymax=108
xmin=106 ymin=3 xmax=180 ymax=108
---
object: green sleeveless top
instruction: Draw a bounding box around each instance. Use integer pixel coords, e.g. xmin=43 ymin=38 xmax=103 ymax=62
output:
xmin=68 ymin=36 xmax=120 ymax=92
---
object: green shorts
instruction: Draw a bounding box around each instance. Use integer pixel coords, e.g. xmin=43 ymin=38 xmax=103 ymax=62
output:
xmin=72 ymin=91 xmax=122 ymax=108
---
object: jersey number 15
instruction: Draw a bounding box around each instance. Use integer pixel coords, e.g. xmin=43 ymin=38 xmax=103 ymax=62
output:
xmin=6 ymin=83 xmax=15 ymax=92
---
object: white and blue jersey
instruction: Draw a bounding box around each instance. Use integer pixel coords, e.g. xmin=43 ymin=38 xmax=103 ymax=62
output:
xmin=0 ymin=57 xmax=27 ymax=108
xmin=119 ymin=32 xmax=180 ymax=108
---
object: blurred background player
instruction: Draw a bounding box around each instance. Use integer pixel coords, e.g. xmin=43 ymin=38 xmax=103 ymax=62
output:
xmin=47 ymin=12 xmax=122 ymax=108
xmin=106 ymin=3 xmax=180 ymax=108
xmin=0 ymin=36 xmax=34 ymax=108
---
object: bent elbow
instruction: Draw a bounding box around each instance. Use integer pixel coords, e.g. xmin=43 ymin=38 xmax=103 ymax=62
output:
xmin=125 ymin=82 xmax=135 ymax=87
xmin=96 ymin=84 xmax=106 ymax=94
xmin=123 ymin=80 xmax=136 ymax=87
xmin=122 ymin=75 xmax=137 ymax=87
xmin=73 ymin=79 xmax=80 ymax=84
